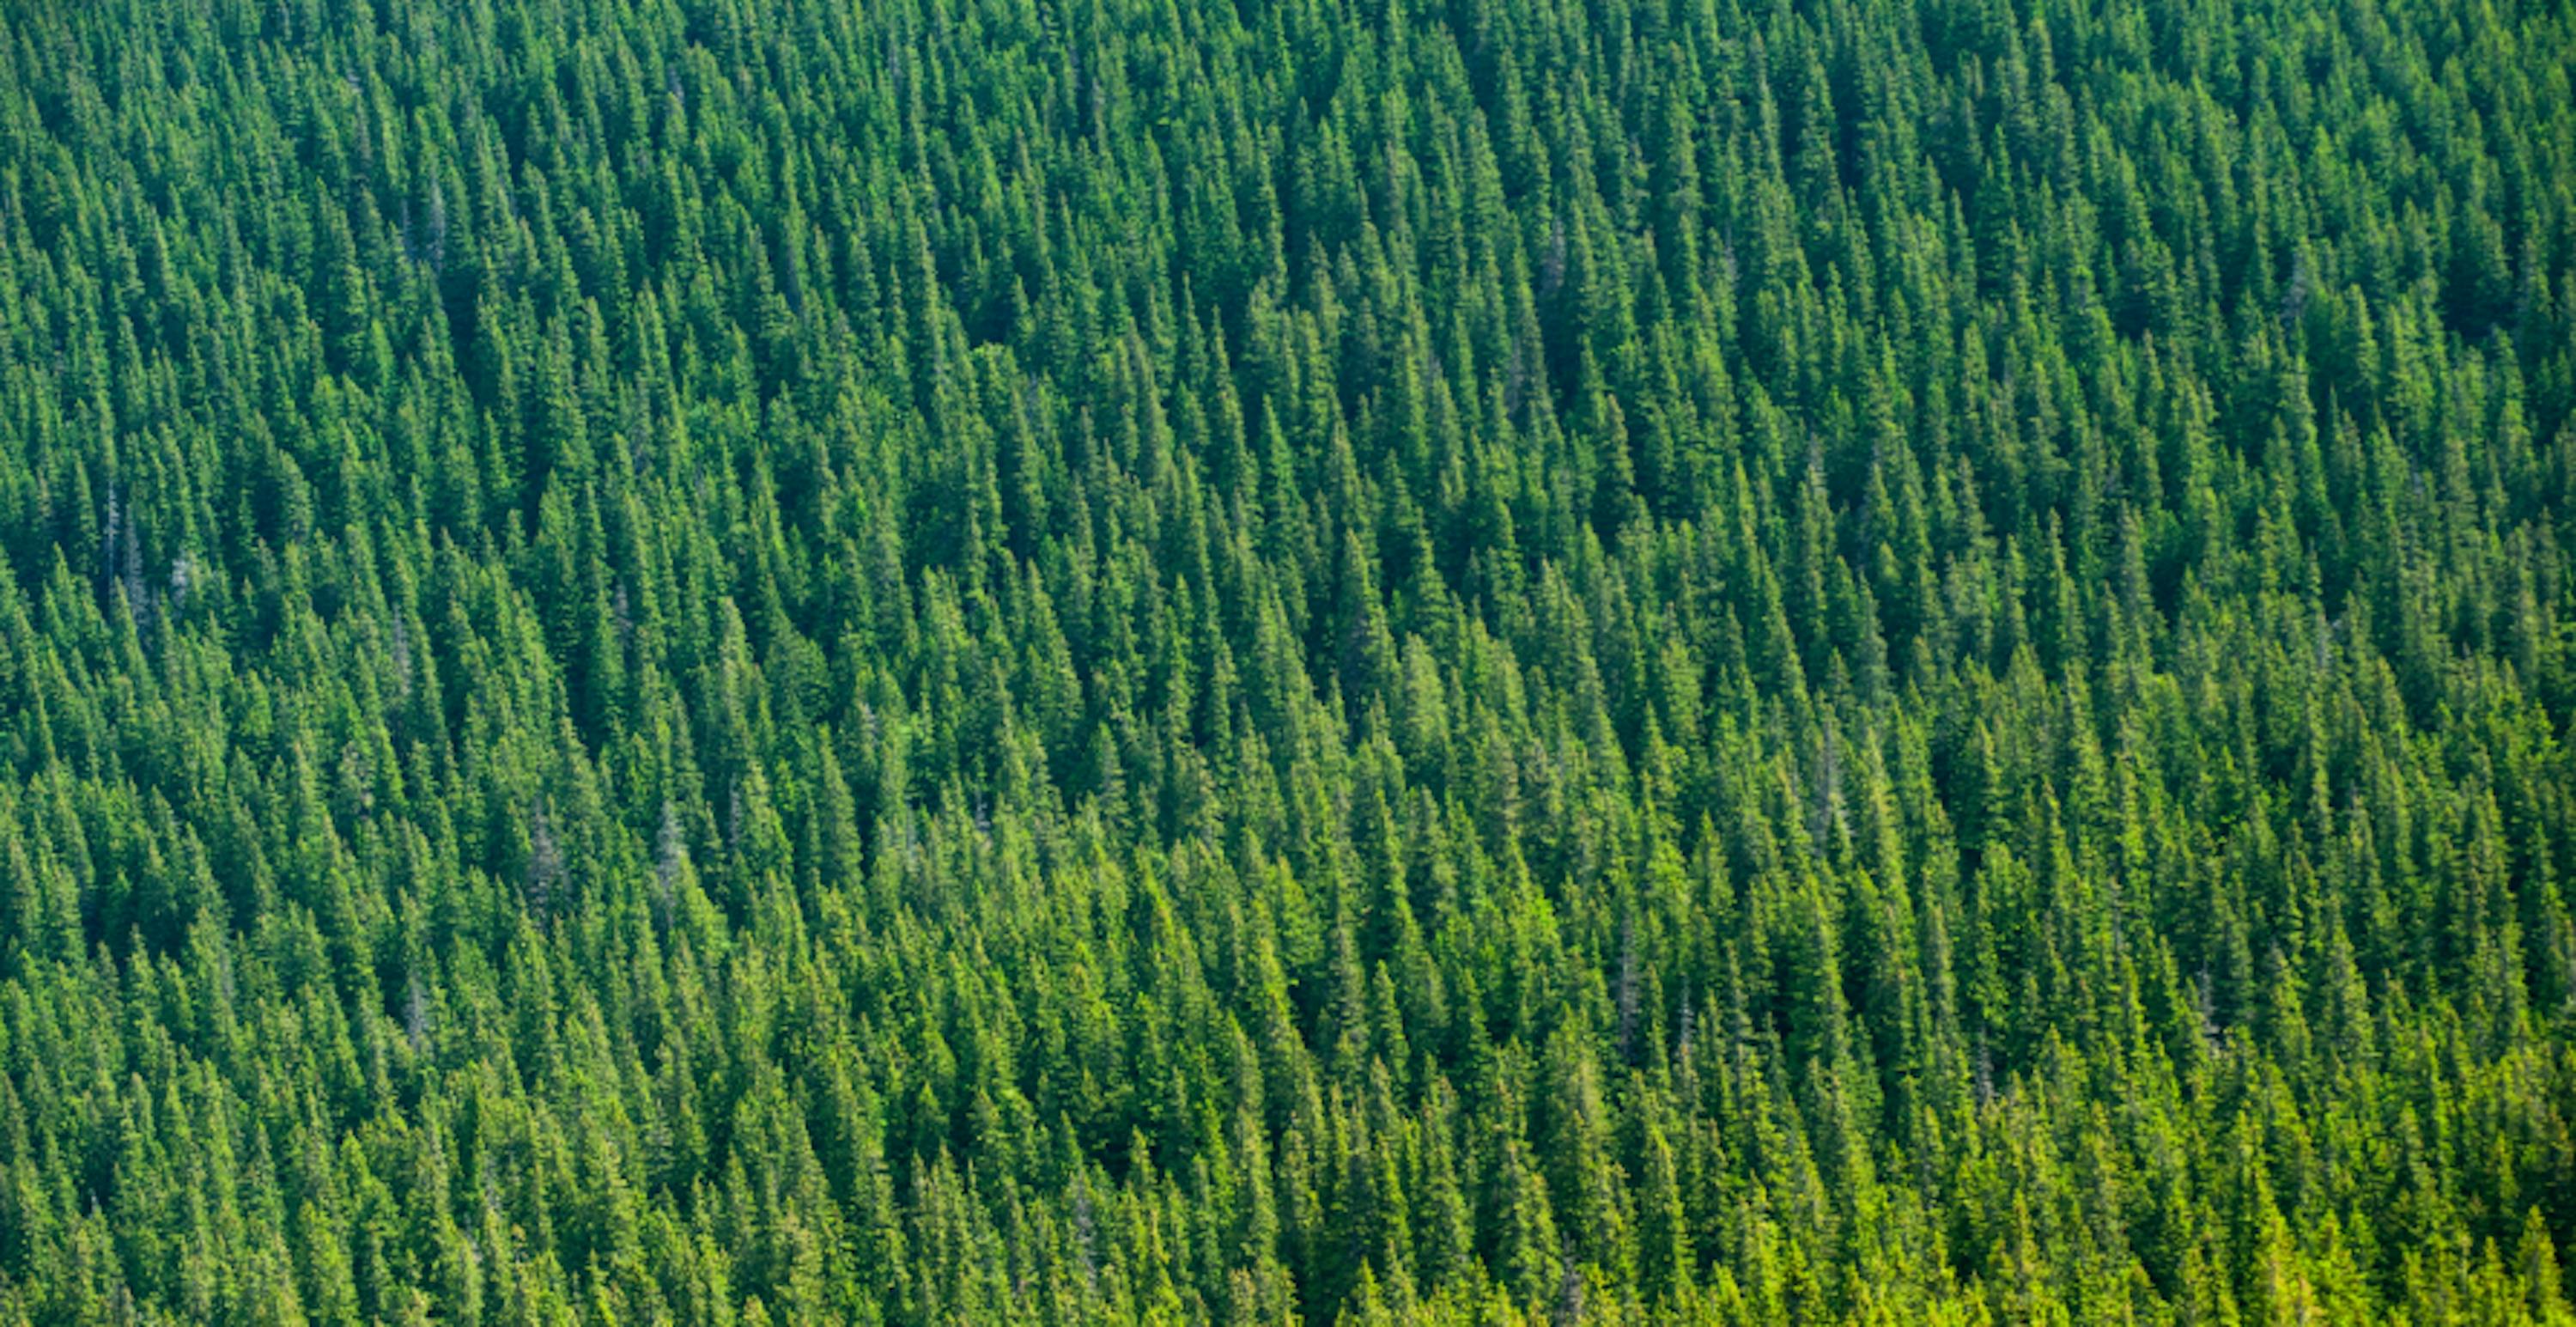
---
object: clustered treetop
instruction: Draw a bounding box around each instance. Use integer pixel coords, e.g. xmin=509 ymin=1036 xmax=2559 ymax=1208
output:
xmin=0 ymin=0 xmax=2571 ymax=1320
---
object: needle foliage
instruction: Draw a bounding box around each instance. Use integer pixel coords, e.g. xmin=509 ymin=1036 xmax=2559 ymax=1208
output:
xmin=1 ymin=0 xmax=2573 ymax=1320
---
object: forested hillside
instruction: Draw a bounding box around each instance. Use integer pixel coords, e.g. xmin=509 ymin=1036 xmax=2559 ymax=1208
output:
xmin=1 ymin=0 xmax=2573 ymax=1319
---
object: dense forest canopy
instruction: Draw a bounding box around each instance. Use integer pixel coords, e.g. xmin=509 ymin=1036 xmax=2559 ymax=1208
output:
xmin=1 ymin=0 xmax=2573 ymax=1319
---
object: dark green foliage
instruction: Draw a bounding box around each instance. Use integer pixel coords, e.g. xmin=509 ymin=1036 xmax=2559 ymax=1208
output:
xmin=1 ymin=0 xmax=2573 ymax=1320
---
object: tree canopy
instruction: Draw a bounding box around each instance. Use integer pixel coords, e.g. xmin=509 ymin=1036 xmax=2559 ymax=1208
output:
xmin=0 ymin=0 xmax=2573 ymax=1319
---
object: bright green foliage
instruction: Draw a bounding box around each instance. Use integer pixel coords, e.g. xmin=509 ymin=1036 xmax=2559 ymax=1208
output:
xmin=2 ymin=0 xmax=2574 ymax=1320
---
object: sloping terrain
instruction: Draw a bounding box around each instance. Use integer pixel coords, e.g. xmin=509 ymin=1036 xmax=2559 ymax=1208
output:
xmin=0 ymin=0 xmax=2572 ymax=1319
